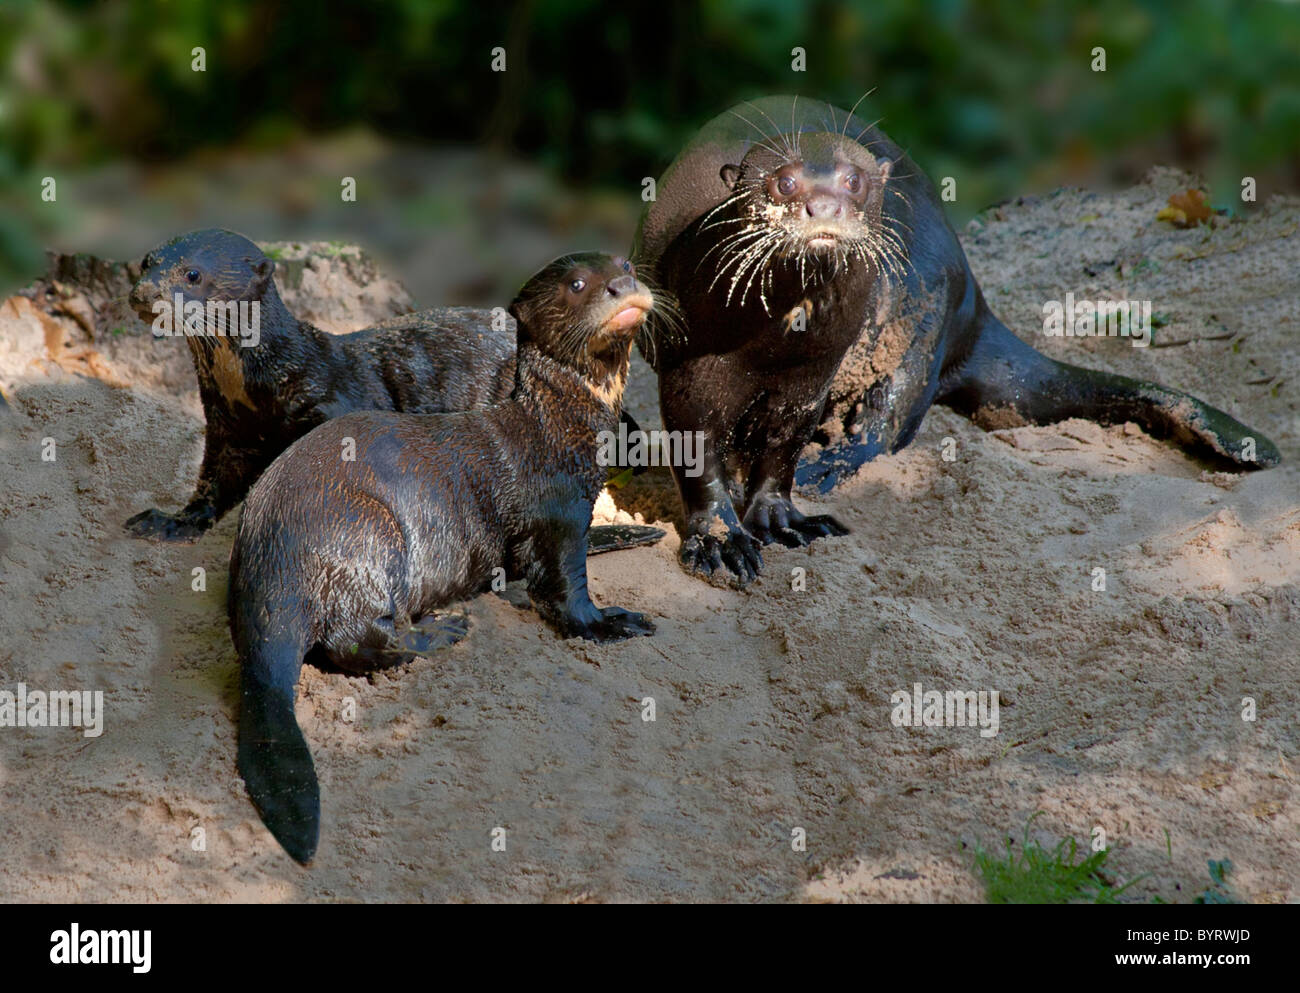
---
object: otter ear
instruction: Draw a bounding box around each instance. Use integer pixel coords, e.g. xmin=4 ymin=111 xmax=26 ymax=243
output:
xmin=719 ymin=164 xmax=742 ymax=190
xmin=251 ymin=256 xmax=275 ymax=285
xmin=878 ymin=159 xmax=892 ymax=183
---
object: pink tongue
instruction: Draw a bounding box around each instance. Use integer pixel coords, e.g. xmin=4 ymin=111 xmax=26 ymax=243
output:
xmin=607 ymin=306 xmax=644 ymax=330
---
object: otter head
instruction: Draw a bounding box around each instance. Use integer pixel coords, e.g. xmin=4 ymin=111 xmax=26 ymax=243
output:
xmin=130 ymin=229 xmax=276 ymax=325
xmin=717 ymin=132 xmax=893 ymax=279
xmin=509 ymin=253 xmax=655 ymax=408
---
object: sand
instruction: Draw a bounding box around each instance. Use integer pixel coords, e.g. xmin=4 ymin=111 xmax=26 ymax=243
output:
xmin=0 ymin=168 xmax=1295 ymax=903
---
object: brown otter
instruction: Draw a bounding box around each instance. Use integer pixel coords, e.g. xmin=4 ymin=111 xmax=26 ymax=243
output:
xmin=124 ymin=229 xmax=660 ymax=553
xmin=230 ymin=252 xmax=656 ymax=864
xmin=635 ymin=96 xmax=1280 ymax=585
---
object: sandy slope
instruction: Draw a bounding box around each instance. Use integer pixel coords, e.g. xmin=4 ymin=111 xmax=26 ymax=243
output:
xmin=0 ymin=170 xmax=1295 ymax=902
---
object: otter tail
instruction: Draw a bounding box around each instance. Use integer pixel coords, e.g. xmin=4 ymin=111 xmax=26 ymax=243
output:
xmin=938 ymin=311 xmax=1281 ymax=469
xmin=237 ymin=635 xmax=319 ymax=865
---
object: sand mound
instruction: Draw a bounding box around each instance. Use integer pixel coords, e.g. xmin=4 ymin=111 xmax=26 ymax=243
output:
xmin=1 ymin=172 xmax=1296 ymax=902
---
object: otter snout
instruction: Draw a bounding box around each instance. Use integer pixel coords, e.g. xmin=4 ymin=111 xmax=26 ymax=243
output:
xmin=805 ymin=194 xmax=844 ymax=220
xmin=595 ymin=258 xmax=652 ymax=333
xmin=606 ymin=273 xmax=639 ymax=298
xmin=129 ymin=277 xmax=161 ymax=323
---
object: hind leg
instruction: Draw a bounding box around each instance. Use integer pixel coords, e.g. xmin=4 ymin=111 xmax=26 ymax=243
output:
xmin=660 ymin=360 xmax=764 ymax=586
xmin=794 ymin=425 xmax=890 ymax=494
xmin=940 ymin=311 xmax=1281 ymax=468
xmin=327 ymin=611 xmax=469 ymax=673
xmin=796 ymin=403 xmax=935 ymax=493
xmin=797 ymin=304 xmax=953 ymax=493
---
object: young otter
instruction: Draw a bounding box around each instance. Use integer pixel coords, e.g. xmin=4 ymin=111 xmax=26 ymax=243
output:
xmin=124 ymin=229 xmax=659 ymax=554
xmin=635 ymin=96 xmax=1280 ymax=585
xmin=230 ymin=253 xmax=656 ymax=864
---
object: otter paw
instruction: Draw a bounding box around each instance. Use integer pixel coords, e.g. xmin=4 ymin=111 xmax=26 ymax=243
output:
xmin=124 ymin=508 xmax=211 ymax=543
xmin=577 ymin=606 xmax=656 ymax=643
xmin=679 ymin=530 xmax=763 ymax=586
xmin=745 ymin=496 xmax=849 ymax=548
xmin=401 ymin=612 xmax=470 ymax=654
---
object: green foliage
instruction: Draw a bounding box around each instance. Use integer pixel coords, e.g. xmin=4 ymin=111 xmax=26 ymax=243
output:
xmin=974 ymin=812 xmax=1142 ymax=904
xmin=1193 ymin=858 xmax=1241 ymax=904
xmin=3 ymin=0 xmax=1296 ymax=195
xmin=2 ymin=0 xmax=1298 ymax=283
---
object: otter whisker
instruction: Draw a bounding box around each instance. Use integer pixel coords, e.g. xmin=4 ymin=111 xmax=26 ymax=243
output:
xmin=696 ymin=189 xmax=757 ymax=233
xmin=739 ymin=237 xmax=785 ymax=312
xmin=703 ymin=240 xmax=767 ymax=277
xmin=738 ymin=101 xmax=799 ymax=162
xmin=702 ymin=223 xmax=769 ymax=257
xmin=841 ymin=90 xmax=877 ymax=139
xmin=698 ymin=213 xmax=757 ymax=235
xmin=715 ymin=244 xmax=771 ymax=303
xmin=788 ymin=95 xmax=801 ymax=160
xmin=700 ymin=226 xmax=770 ymax=264
xmin=849 ymin=116 xmax=885 ymax=145
xmin=728 ymin=109 xmax=796 ymax=163
xmin=720 ymin=232 xmax=782 ymax=306
xmin=710 ymin=227 xmax=779 ymax=288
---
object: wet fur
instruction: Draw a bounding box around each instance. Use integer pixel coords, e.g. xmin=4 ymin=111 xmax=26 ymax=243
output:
xmin=230 ymin=253 xmax=656 ymax=863
xmin=635 ymin=96 xmax=1281 ymax=586
xmin=124 ymin=230 xmax=653 ymax=547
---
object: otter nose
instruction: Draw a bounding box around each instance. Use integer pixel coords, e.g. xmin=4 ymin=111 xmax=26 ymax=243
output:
xmin=805 ymin=195 xmax=843 ymax=220
xmin=606 ymin=273 xmax=638 ymax=298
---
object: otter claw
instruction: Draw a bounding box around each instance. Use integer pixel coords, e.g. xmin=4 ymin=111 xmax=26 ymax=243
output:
xmin=680 ymin=531 xmax=763 ymax=586
xmin=124 ymin=508 xmax=212 ymax=543
xmin=576 ymin=606 xmax=655 ymax=642
xmin=399 ymin=612 xmax=470 ymax=654
xmin=772 ymin=527 xmax=812 ymax=548
xmin=799 ymin=513 xmax=850 ymax=539
xmin=744 ymin=489 xmax=849 ymax=548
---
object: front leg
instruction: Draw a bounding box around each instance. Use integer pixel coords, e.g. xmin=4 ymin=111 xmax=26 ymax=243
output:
xmin=660 ymin=362 xmax=763 ymax=586
xmin=124 ymin=497 xmax=218 ymax=543
xmin=125 ymin=422 xmax=267 ymax=542
xmin=526 ymin=508 xmax=655 ymax=643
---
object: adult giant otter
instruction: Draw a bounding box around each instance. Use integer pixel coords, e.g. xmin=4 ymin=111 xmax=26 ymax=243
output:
xmin=125 ymin=229 xmax=660 ymax=553
xmin=231 ymin=253 xmax=656 ymax=863
xmin=635 ymin=95 xmax=1280 ymax=585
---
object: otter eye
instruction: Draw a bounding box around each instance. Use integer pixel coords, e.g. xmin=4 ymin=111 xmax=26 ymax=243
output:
xmin=569 ymin=278 xmax=586 ymax=293
xmin=186 ymin=269 xmax=201 ymax=284
xmin=142 ymin=254 xmax=154 ymax=269
xmin=777 ymin=175 xmax=797 ymax=196
xmin=846 ymin=173 xmax=862 ymax=194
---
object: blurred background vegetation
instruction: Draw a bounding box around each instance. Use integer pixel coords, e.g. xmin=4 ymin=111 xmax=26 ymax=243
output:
xmin=2 ymin=0 xmax=1298 ymax=302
